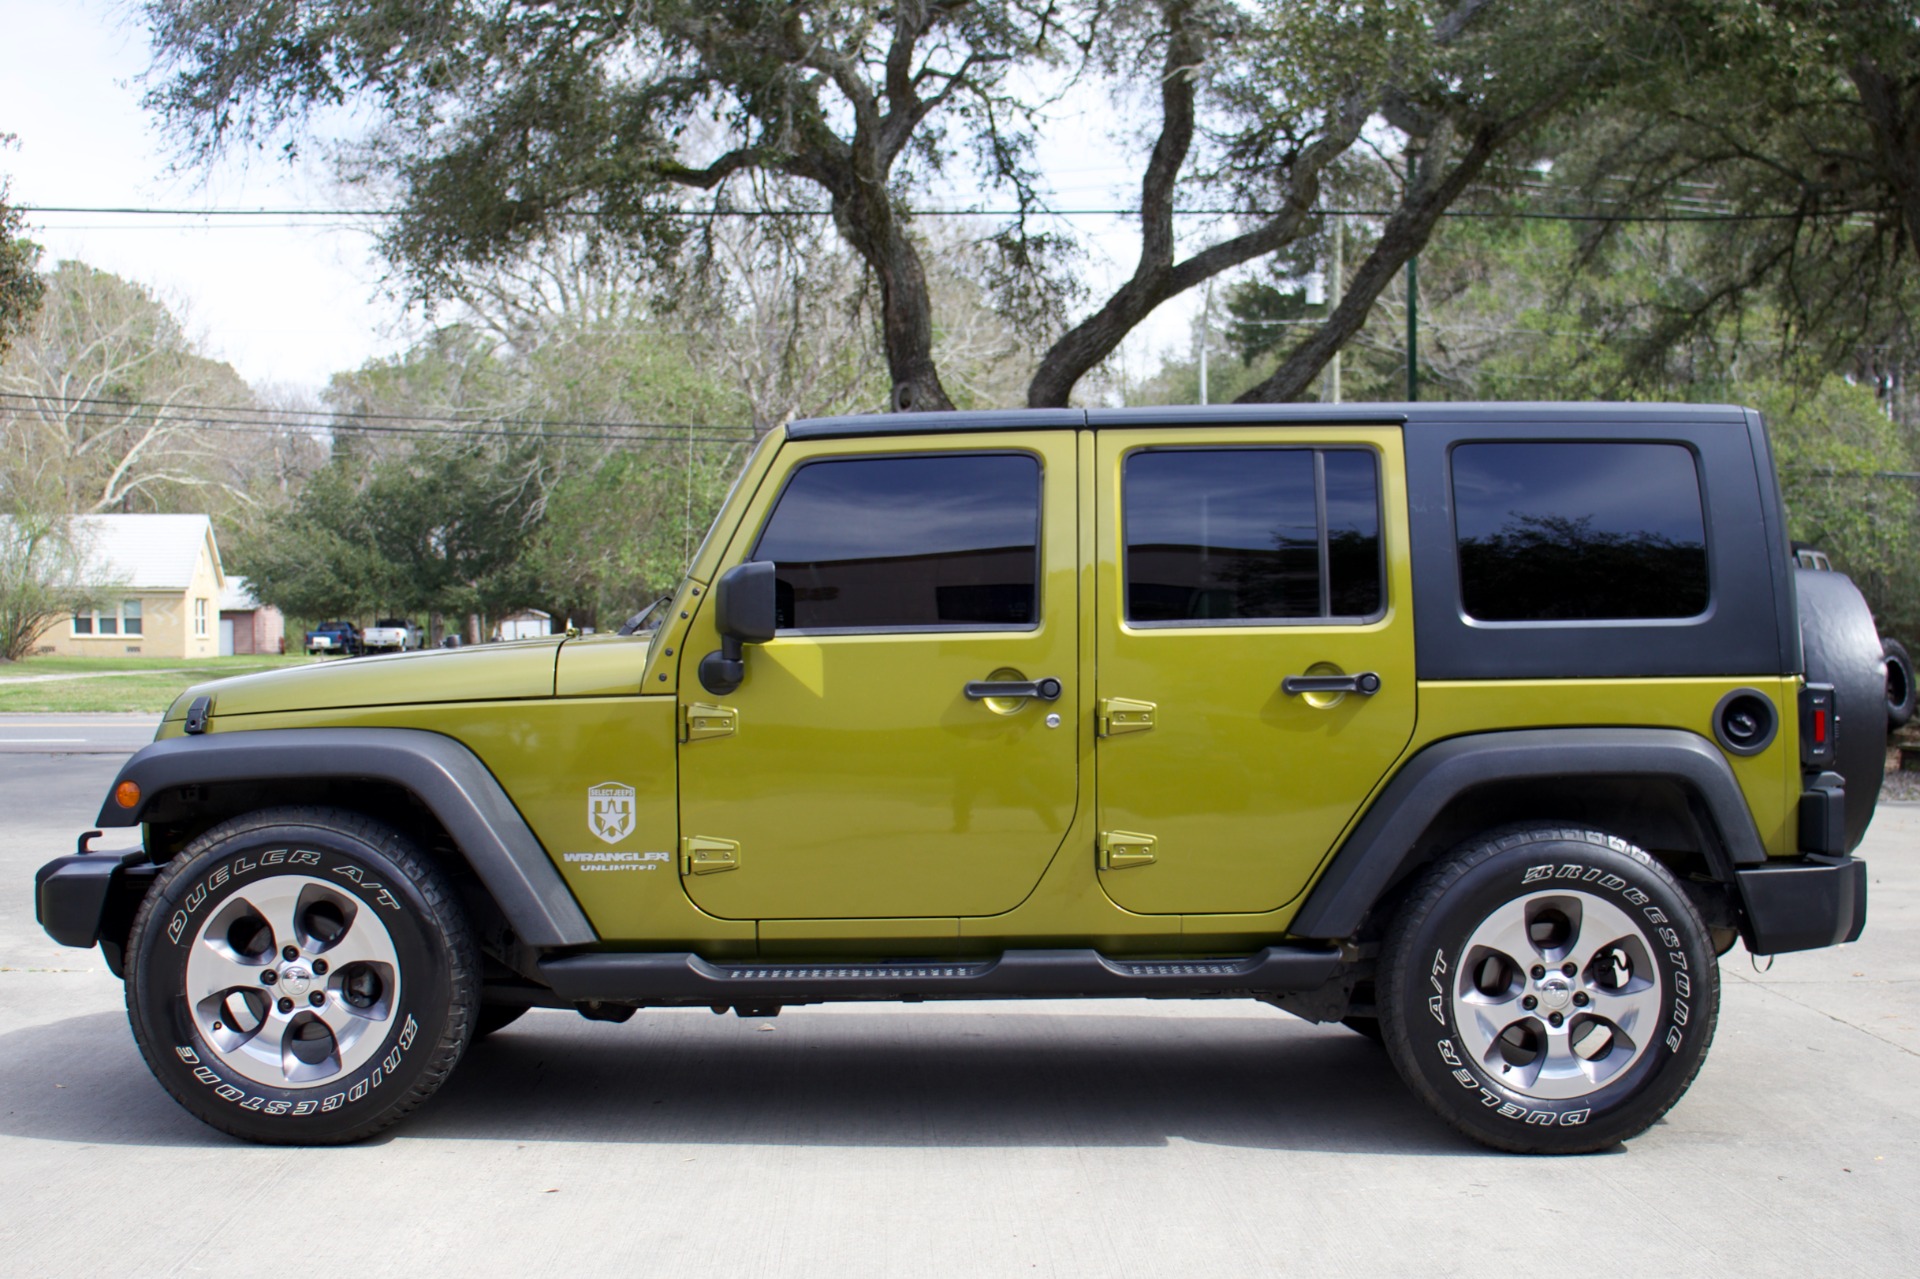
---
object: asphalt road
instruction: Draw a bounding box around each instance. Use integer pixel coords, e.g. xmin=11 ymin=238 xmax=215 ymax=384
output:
xmin=3 ymin=753 xmax=1916 ymax=1276
xmin=0 ymin=714 xmax=162 ymax=755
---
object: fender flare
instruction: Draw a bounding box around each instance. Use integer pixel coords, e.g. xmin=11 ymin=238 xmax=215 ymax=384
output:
xmin=95 ymin=728 xmax=597 ymax=948
xmin=1288 ymin=727 xmax=1768 ymax=940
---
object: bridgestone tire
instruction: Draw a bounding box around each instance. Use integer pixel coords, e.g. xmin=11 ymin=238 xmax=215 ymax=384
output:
xmin=123 ymin=807 xmax=479 ymax=1144
xmin=1884 ymin=639 xmax=1915 ymax=730
xmin=1378 ymin=827 xmax=1719 ymax=1154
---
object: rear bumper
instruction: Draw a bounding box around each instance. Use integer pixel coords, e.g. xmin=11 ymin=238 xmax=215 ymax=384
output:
xmin=1734 ymin=856 xmax=1868 ymax=955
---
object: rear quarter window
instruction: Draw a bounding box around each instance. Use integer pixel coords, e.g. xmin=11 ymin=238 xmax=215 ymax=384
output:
xmin=1451 ymin=441 xmax=1710 ymax=622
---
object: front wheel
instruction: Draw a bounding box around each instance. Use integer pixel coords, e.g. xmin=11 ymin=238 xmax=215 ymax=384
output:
xmin=1378 ymin=826 xmax=1718 ymax=1153
xmin=123 ymin=806 xmax=479 ymax=1144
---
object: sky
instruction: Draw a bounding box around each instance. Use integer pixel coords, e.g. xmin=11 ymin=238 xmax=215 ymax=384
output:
xmin=0 ymin=0 xmax=1200 ymax=405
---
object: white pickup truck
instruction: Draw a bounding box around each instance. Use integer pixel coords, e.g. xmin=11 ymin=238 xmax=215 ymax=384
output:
xmin=361 ymin=617 xmax=424 ymax=653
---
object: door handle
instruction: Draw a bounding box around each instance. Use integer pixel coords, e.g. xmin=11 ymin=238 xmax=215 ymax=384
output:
xmin=1282 ymin=671 xmax=1382 ymax=696
xmin=965 ymin=677 xmax=1063 ymax=701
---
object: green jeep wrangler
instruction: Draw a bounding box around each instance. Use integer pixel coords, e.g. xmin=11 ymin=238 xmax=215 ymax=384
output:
xmin=35 ymin=403 xmax=1887 ymax=1152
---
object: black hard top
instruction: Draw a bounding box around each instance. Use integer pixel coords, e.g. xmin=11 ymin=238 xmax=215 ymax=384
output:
xmin=785 ymin=402 xmax=1755 ymax=440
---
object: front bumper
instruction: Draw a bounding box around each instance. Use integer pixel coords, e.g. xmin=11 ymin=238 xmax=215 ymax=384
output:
xmin=1735 ymin=856 xmax=1868 ymax=955
xmin=35 ymin=841 xmax=158 ymax=976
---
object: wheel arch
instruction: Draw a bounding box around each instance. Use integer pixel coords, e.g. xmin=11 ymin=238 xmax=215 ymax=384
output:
xmin=96 ymin=728 xmax=597 ymax=949
xmin=1289 ymin=728 xmax=1766 ymax=941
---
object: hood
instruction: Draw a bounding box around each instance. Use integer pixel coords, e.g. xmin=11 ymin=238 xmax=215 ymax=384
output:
xmin=168 ymin=638 xmax=565 ymax=720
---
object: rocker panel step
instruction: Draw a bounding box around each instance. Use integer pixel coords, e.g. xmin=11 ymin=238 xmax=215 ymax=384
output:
xmin=538 ymin=946 xmax=1343 ymax=1006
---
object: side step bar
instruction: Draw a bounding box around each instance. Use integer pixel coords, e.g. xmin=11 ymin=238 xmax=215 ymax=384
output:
xmin=537 ymin=946 xmax=1343 ymax=1007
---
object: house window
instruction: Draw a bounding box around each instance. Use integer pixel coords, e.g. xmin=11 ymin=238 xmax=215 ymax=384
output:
xmin=73 ymin=602 xmax=144 ymax=637
xmin=194 ymin=597 xmax=208 ymax=636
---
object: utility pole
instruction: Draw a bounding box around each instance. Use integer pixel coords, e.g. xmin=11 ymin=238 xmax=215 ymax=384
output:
xmin=1405 ymin=254 xmax=1419 ymax=402
xmin=1327 ymin=217 xmax=1343 ymax=404
xmin=1198 ymin=277 xmax=1213 ymax=405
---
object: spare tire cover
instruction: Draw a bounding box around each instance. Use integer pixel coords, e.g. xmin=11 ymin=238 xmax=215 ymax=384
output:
xmin=1796 ymin=568 xmax=1885 ymax=850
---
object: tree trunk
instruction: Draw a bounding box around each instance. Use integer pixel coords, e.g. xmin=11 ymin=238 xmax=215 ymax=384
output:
xmin=1850 ymin=55 xmax=1920 ymax=264
xmin=1238 ymin=101 xmax=1558 ymax=403
xmin=1026 ymin=4 xmax=1371 ymax=409
xmin=833 ymin=177 xmax=953 ymax=413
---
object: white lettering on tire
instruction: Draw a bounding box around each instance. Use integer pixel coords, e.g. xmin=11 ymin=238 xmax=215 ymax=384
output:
xmin=1433 ymin=858 xmax=1694 ymax=1124
xmin=173 ymin=1008 xmax=415 ymax=1116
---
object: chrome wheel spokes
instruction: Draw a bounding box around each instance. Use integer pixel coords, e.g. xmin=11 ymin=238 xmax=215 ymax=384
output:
xmin=183 ymin=872 xmax=402 ymax=1089
xmin=1453 ymin=890 xmax=1662 ymax=1101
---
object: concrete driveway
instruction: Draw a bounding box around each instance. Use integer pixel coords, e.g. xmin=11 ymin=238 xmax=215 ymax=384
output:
xmin=2 ymin=753 xmax=1914 ymax=1276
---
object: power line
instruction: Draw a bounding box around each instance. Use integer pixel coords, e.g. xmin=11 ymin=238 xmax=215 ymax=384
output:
xmin=0 ymin=389 xmax=755 ymax=434
xmin=18 ymin=202 xmax=1864 ymax=225
xmin=0 ymin=391 xmax=757 ymax=445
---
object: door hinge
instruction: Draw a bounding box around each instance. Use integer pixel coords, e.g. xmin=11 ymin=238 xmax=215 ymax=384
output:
xmin=681 ymin=836 xmax=740 ymax=875
xmin=1097 ymin=697 xmax=1156 ymax=737
xmin=682 ymin=702 xmax=738 ymax=743
xmin=1098 ymin=830 xmax=1157 ymax=870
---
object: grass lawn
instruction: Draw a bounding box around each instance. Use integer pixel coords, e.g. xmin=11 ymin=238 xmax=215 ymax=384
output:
xmin=0 ymin=654 xmax=319 ymax=713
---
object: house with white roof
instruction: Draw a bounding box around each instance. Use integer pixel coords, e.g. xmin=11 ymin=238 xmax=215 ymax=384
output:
xmin=32 ymin=514 xmax=228 ymax=659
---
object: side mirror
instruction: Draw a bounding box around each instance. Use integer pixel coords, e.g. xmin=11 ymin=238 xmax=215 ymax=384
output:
xmin=698 ymin=560 xmax=777 ymax=695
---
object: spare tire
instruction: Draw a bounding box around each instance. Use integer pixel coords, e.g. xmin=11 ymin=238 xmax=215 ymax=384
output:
xmin=1797 ymin=568 xmax=1885 ymax=851
xmin=1884 ymin=638 xmax=1915 ymax=729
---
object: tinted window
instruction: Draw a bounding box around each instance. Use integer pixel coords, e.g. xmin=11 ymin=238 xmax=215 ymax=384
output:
xmin=1326 ymin=450 xmax=1384 ymax=617
xmin=753 ymin=453 xmax=1040 ymax=630
xmin=1124 ymin=448 xmax=1382 ymax=623
xmin=1452 ymin=442 xmax=1709 ymax=621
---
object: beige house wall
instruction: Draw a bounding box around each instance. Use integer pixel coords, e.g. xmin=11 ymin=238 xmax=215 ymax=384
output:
xmin=180 ymin=540 xmax=221 ymax=659
xmin=30 ymin=528 xmax=224 ymax=659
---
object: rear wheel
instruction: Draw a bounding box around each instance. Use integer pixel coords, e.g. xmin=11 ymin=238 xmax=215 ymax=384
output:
xmin=124 ymin=806 xmax=478 ymax=1144
xmin=1378 ymin=826 xmax=1718 ymax=1153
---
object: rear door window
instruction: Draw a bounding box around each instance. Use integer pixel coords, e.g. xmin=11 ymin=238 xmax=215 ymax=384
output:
xmin=1123 ymin=447 xmax=1383 ymax=623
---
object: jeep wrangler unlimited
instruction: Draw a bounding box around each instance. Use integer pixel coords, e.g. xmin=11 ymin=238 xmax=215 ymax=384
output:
xmin=34 ymin=403 xmax=1886 ymax=1152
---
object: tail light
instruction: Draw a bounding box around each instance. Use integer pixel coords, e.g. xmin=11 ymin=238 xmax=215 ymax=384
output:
xmin=1800 ymin=683 xmax=1836 ymax=768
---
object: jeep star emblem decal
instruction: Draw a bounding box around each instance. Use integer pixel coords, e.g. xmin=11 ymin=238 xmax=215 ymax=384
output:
xmin=588 ymin=782 xmax=636 ymax=845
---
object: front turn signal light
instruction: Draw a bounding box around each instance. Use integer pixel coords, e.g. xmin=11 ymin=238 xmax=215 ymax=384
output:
xmin=114 ymin=781 xmax=141 ymax=809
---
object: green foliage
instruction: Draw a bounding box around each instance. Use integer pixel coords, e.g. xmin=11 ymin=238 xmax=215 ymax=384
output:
xmin=0 ymin=156 xmax=44 ymax=362
xmin=0 ymin=513 xmax=104 ymax=661
xmin=1756 ymin=379 xmax=1920 ymax=646
xmin=143 ymin=0 xmax=1091 ymax=409
xmin=231 ymin=441 xmax=544 ymax=622
xmin=237 ymin=283 xmax=756 ymax=628
xmin=525 ymin=442 xmax=749 ymax=628
xmin=1541 ymin=0 xmax=1920 ymax=389
xmin=1223 ymin=283 xmax=1323 ymax=370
